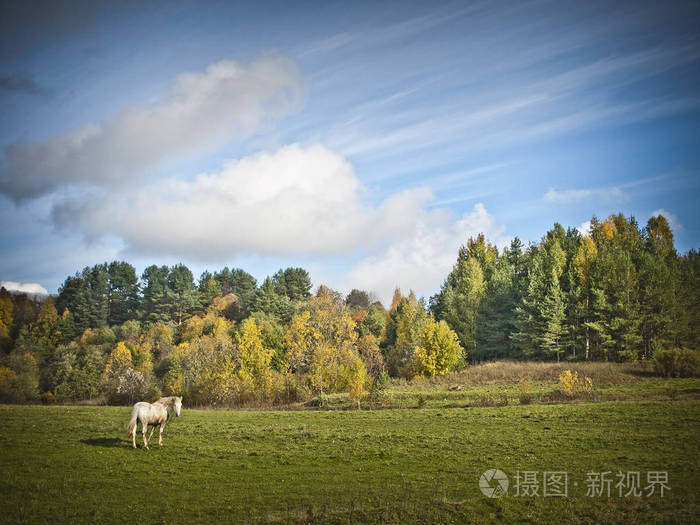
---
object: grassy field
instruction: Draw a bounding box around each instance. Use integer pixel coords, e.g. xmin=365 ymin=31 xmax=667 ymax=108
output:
xmin=1 ymin=367 xmax=699 ymax=523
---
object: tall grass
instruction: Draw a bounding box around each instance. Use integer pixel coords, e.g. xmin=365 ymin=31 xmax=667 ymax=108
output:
xmin=409 ymin=360 xmax=648 ymax=387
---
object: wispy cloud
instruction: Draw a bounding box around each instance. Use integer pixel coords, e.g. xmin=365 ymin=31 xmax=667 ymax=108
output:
xmin=544 ymin=187 xmax=625 ymax=204
xmin=544 ymin=174 xmax=677 ymax=204
xmin=288 ymin=5 xmax=700 ymax=176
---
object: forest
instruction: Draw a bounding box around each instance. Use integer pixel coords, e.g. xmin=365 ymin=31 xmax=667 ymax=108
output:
xmin=0 ymin=212 xmax=698 ymax=406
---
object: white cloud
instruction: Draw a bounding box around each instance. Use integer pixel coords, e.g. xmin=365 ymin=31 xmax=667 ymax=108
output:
xmin=343 ymin=203 xmax=507 ymax=304
xmin=0 ymin=56 xmax=302 ymax=200
xmin=51 ymin=144 xmax=436 ymax=260
xmin=544 ymin=187 xmax=625 ymax=203
xmin=48 ymin=144 xmax=507 ymax=304
xmin=577 ymin=220 xmax=592 ymax=237
xmin=651 ymin=208 xmax=683 ymax=232
xmin=1 ymin=281 xmax=48 ymax=295
xmin=545 ymin=188 xmax=592 ymax=203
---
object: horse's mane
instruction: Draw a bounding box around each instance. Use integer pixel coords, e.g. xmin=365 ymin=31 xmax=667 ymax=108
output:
xmin=154 ymin=396 xmax=178 ymax=407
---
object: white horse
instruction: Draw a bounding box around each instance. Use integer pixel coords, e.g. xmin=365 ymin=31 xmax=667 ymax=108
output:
xmin=127 ymin=396 xmax=182 ymax=449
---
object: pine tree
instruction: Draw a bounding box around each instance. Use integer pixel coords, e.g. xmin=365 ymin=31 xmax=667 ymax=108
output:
xmin=588 ymin=215 xmax=643 ymax=360
xmin=476 ymin=255 xmax=517 ymax=360
xmin=107 ymin=261 xmax=140 ymax=326
xmin=167 ymin=264 xmax=200 ymax=327
xmin=141 ymin=265 xmax=172 ymax=324
xmin=573 ymin=236 xmax=598 ymax=360
xmin=639 ymin=215 xmax=676 ymax=355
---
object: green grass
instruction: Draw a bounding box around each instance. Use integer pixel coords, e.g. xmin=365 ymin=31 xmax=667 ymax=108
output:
xmin=1 ymin=396 xmax=699 ymax=523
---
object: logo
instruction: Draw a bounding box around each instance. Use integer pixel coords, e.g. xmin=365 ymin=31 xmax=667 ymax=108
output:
xmin=480 ymin=469 xmax=509 ymax=498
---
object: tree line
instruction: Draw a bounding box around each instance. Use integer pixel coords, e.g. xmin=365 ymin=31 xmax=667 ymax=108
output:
xmin=430 ymin=213 xmax=698 ymax=363
xmin=0 ymin=212 xmax=697 ymax=405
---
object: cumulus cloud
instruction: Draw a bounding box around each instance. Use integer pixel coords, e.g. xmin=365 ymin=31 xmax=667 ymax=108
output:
xmin=0 ymin=281 xmax=48 ymax=295
xmin=577 ymin=220 xmax=592 ymax=237
xmin=544 ymin=187 xmax=625 ymax=203
xmin=651 ymin=208 xmax=683 ymax=232
xmin=48 ymin=144 xmax=507 ymax=303
xmin=51 ymin=144 xmax=436 ymax=259
xmin=0 ymin=56 xmax=302 ymax=200
xmin=343 ymin=203 xmax=507 ymax=303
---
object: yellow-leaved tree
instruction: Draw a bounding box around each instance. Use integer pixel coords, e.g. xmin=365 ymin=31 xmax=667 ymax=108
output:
xmin=235 ymin=318 xmax=274 ymax=397
xmin=102 ymin=342 xmax=147 ymax=404
xmin=283 ymin=287 xmax=367 ymax=405
xmin=413 ymin=318 xmax=462 ymax=377
xmin=573 ymin=236 xmax=598 ymax=360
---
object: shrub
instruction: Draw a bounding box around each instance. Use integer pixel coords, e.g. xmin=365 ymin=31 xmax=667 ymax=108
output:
xmin=52 ymin=347 xmax=106 ymax=402
xmin=0 ymin=366 xmax=17 ymax=402
xmin=318 ymin=392 xmax=329 ymax=408
xmin=412 ymin=319 xmax=462 ymax=377
xmin=653 ymin=348 xmax=700 ymax=378
xmin=558 ymin=369 xmax=593 ymax=398
xmin=517 ymin=378 xmax=532 ymax=405
xmin=106 ymin=367 xmax=148 ymax=405
xmin=366 ymin=370 xmax=392 ymax=409
xmin=357 ymin=335 xmax=384 ymax=378
xmin=41 ymin=391 xmax=55 ymax=405
xmin=347 ymin=357 xmax=367 ymax=409
xmin=1 ymin=351 xmax=40 ymax=402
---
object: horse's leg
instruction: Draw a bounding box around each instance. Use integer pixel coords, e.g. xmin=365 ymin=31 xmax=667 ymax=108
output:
xmin=158 ymin=423 xmax=165 ymax=446
xmin=146 ymin=425 xmax=156 ymax=445
xmin=132 ymin=425 xmax=136 ymax=449
xmin=142 ymin=420 xmax=149 ymax=449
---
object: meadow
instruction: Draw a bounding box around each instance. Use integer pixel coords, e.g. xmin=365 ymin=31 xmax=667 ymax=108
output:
xmin=1 ymin=363 xmax=698 ymax=524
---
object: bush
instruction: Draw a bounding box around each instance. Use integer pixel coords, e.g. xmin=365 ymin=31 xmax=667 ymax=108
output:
xmin=0 ymin=351 xmax=40 ymax=403
xmin=0 ymin=366 xmax=17 ymax=402
xmin=41 ymin=391 xmax=55 ymax=405
xmin=558 ymin=369 xmax=593 ymax=398
xmin=517 ymin=378 xmax=532 ymax=405
xmin=653 ymin=348 xmax=700 ymax=378
xmin=51 ymin=346 xmax=105 ymax=402
xmin=105 ymin=367 xmax=148 ymax=405
xmin=367 ymin=370 xmax=392 ymax=408
xmin=412 ymin=319 xmax=462 ymax=377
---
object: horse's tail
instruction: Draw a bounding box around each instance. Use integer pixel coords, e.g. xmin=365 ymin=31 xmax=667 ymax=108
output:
xmin=126 ymin=406 xmax=138 ymax=437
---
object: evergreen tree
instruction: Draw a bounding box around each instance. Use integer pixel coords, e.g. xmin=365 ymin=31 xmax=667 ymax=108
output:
xmin=383 ymin=291 xmax=428 ymax=377
xmin=252 ymin=277 xmax=295 ymax=324
xmin=587 ymin=215 xmax=643 ymax=360
xmin=272 ymin=267 xmax=312 ymax=301
xmin=168 ymin=264 xmax=200 ymax=327
xmin=345 ymin=289 xmax=371 ymax=311
xmin=475 ymin=254 xmax=517 ymax=360
xmin=639 ymin=215 xmax=676 ymax=355
xmin=229 ymin=268 xmax=257 ymax=319
xmin=141 ymin=265 xmax=172 ymax=324
xmin=675 ymin=250 xmax=700 ymax=349
xmin=573 ymin=236 xmax=598 ymax=360
xmin=107 ymin=261 xmax=140 ymax=326
xmin=431 ymin=243 xmax=485 ymax=359
xmin=198 ymin=271 xmax=222 ymax=311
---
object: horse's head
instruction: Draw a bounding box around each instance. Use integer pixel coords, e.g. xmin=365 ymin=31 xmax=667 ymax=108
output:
xmin=174 ymin=397 xmax=182 ymax=417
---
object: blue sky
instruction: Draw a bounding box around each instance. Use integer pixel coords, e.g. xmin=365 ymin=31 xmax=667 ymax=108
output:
xmin=1 ymin=0 xmax=699 ymax=303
